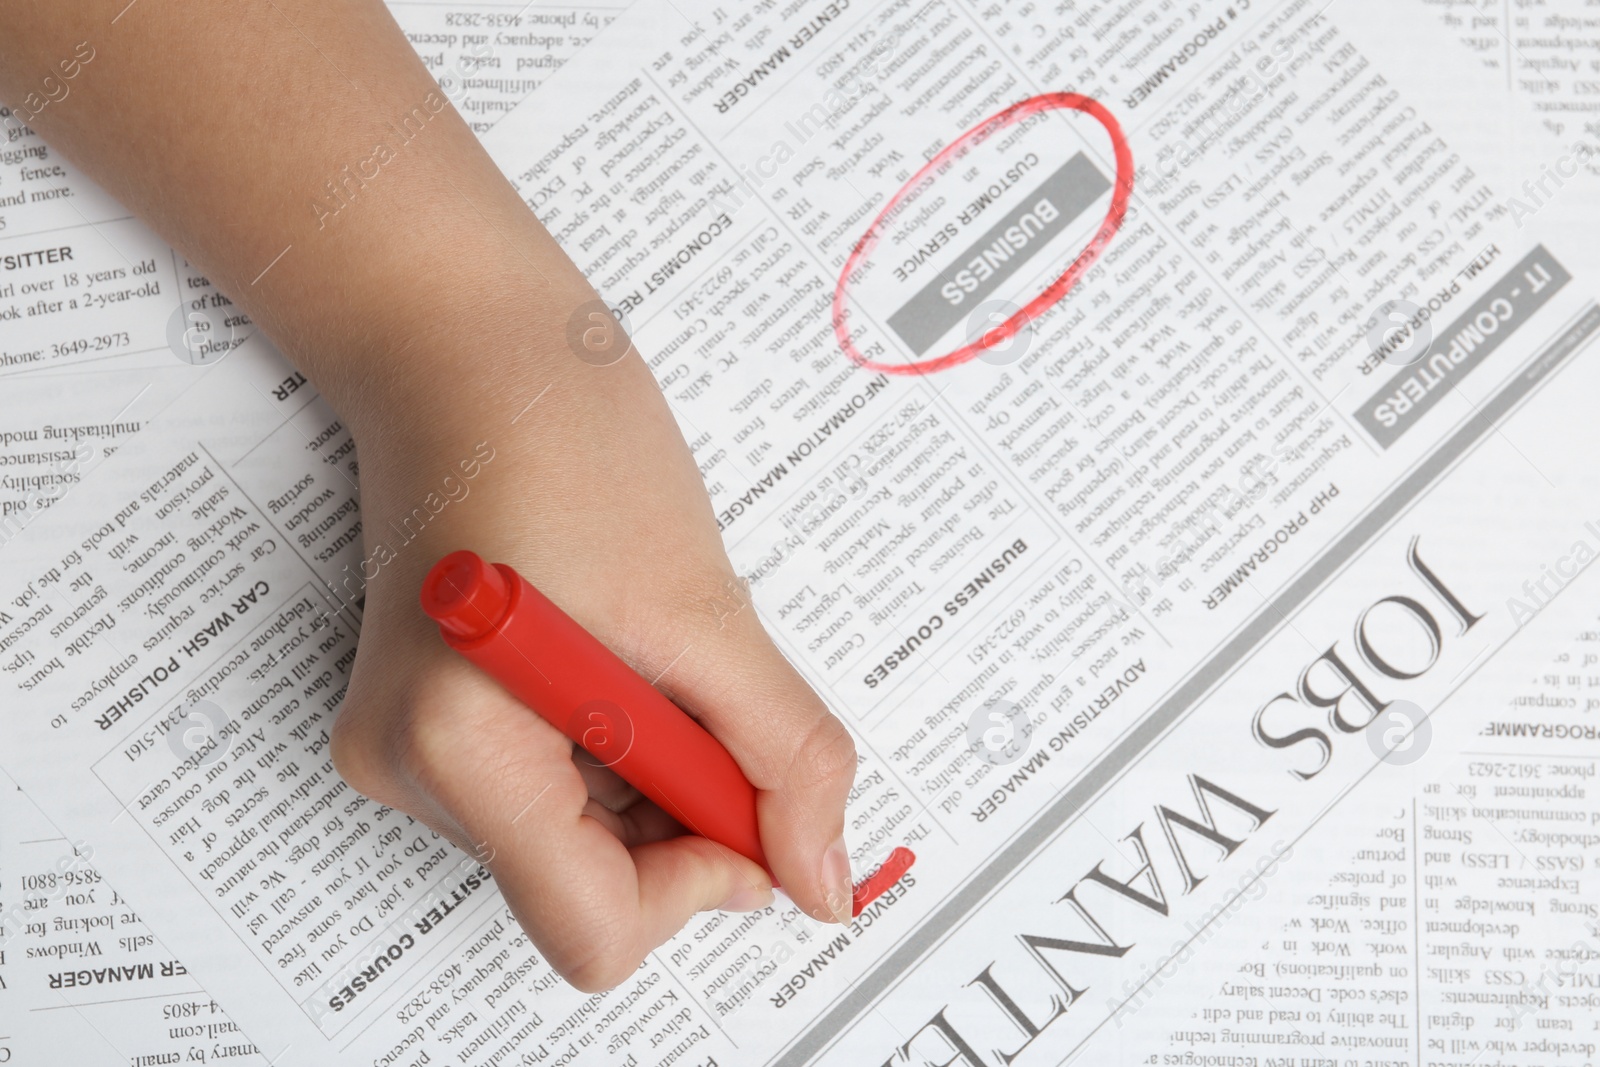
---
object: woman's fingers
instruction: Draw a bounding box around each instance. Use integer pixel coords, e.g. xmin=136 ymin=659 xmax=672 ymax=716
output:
xmin=649 ymin=594 xmax=860 ymax=927
xmin=580 ymin=790 xmax=694 ymax=848
xmin=571 ymin=751 xmax=645 ymax=814
xmin=333 ymin=647 xmax=773 ymax=993
xmin=332 ymin=515 xmax=857 ymax=997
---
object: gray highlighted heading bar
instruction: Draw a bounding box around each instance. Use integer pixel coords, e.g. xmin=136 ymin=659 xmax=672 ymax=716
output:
xmin=1357 ymin=245 xmax=1571 ymax=449
xmin=887 ymin=153 xmax=1111 ymax=356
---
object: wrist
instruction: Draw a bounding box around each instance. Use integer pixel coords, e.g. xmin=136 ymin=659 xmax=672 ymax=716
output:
xmin=310 ymin=265 xmax=588 ymax=450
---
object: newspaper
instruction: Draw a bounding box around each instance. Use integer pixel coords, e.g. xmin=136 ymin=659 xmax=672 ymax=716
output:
xmin=4 ymin=0 xmax=1600 ymax=1064
xmin=1430 ymin=0 xmax=1600 ymax=149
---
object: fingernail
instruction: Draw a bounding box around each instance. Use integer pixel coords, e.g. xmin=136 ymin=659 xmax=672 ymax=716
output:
xmin=821 ymin=836 xmax=853 ymax=925
xmin=719 ymin=882 xmax=775 ymax=913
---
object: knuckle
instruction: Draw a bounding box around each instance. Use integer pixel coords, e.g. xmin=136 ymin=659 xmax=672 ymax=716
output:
xmin=329 ymin=697 xmax=384 ymax=796
xmin=653 ymin=563 xmax=753 ymax=640
xmin=330 ymin=668 xmax=478 ymax=815
xmin=789 ymin=710 xmax=858 ymax=793
xmin=562 ymin=938 xmax=642 ymax=993
xmin=394 ymin=694 xmax=462 ymax=793
xmin=328 ymin=715 xmax=361 ymax=784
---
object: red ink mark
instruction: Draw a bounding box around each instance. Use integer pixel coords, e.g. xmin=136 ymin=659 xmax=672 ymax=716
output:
xmin=852 ymin=846 xmax=916 ymax=917
xmin=832 ymin=92 xmax=1134 ymax=376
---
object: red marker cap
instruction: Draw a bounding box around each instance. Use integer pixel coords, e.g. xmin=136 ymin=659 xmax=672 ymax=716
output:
xmin=421 ymin=550 xmax=511 ymax=641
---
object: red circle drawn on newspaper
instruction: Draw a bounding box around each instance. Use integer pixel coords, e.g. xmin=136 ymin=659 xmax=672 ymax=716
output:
xmin=832 ymin=92 xmax=1134 ymax=376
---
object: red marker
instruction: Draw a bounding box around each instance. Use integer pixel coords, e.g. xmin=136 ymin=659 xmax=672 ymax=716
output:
xmin=420 ymin=550 xmax=915 ymax=914
xmin=420 ymin=550 xmax=770 ymax=873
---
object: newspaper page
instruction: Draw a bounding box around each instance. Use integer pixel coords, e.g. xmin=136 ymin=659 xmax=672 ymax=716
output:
xmin=0 ymin=769 xmax=267 ymax=1066
xmin=1084 ymin=581 xmax=1600 ymax=1066
xmin=1424 ymin=0 xmax=1600 ymax=151
xmin=3 ymin=0 xmax=1600 ymax=1065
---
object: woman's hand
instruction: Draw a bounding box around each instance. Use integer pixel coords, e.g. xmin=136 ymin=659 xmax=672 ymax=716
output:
xmin=0 ymin=0 xmax=859 ymax=992
xmin=326 ymin=297 xmax=859 ymax=992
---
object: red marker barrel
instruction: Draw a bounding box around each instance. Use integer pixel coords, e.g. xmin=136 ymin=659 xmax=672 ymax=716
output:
xmin=420 ymin=550 xmax=770 ymax=875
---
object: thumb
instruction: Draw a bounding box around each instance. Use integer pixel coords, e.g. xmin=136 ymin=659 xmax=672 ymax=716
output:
xmin=649 ymin=592 xmax=859 ymax=927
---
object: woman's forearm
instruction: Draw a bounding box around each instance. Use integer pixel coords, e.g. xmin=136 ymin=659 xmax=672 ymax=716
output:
xmin=0 ymin=0 xmax=585 ymax=431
